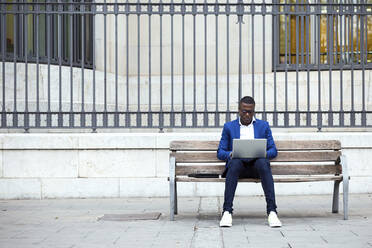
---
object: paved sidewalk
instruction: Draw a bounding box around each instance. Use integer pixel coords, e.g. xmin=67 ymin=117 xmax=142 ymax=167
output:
xmin=0 ymin=194 xmax=371 ymax=248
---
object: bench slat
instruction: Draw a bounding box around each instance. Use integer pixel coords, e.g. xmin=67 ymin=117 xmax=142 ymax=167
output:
xmin=170 ymin=140 xmax=341 ymax=151
xmin=175 ymin=175 xmax=343 ymax=183
xmin=271 ymin=151 xmax=341 ymax=162
xmin=173 ymin=151 xmax=341 ymax=163
xmin=170 ymin=141 xmax=219 ymax=151
xmin=176 ymin=165 xmax=224 ymax=174
xmin=175 ymin=164 xmax=341 ymax=175
xmin=276 ymin=140 xmax=341 ymax=150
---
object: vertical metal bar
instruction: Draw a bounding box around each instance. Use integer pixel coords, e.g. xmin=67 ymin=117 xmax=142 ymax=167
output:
xmin=137 ymin=0 xmax=141 ymax=127
xmin=328 ymin=0 xmax=333 ymax=127
xmin=115 ymin=0 xmax=119 ymax=127
xmin=126 ymin=0 xmax=129 ymax=127
xmin=273 ymin=1 xmax=277 ymax=126
xmin=301 ymin=0 xmax=304 ymax=67
xmin=356 ymin=4 xmax=359 ymax=63
xmin=74 ymin=11 xmax=77 ymax=73
xmin=361 ymin=1 xmax=366 ymax=126
xmin=340 ymin=4 xmax=344 ymax=126
xmin=36 ymin=1 xmax=40 ymax=127
xmin=69 ymin=0 xmax=74 ymax=127
xmin=317 ymin=0 xmax=321 ymax=130
xmin=295 ymin=0 xmax=299 ymax=126
xmin=148 ymin=0 xmax=152 ymax=127
xmin=344 ymin=7 xmax=347 ymax=64
xmin=81 ymin=2 xmax=85 ymax=127
xmin=306 ymin=2 xmax=310 ymax=126
xmin=226 ymin=0 xmax=230 ymax=122
xmin=92 ymin=1 xmax=96 ymax=131
xmin=58 ymin=0 xmax=63 ymax=127
xmin=89 ymin=4 xmax=93 ymax=73
xmin=284 ymin=1 xmax=288 ymax=127
xmin=335 ymin=4 xmax=339 ymax=65
xmin=19 ymin=0 xmax=23 ymax=63
xmin=13 ymin=2 xmax=18 ymax=127
xmin=160 ymin=0 xmax=163 ymax=129
xmin=365 ymin=8 xmax=368 ymax=64
xmin=238 ymin=0 xmax=242 ymax=101
xmin=1 ymin=2 xmax=6 ymax=127
xmin=24 ymin=0 xmax=29 ymax=130
xmin=215 ymin=0 xmax=219 ymax=127
xmin=181 ymin=0 xmax=185 ymax=127
xmin=347 ymin=4 xmax=350 ymax=64
xmin=288 ymin=0 xmax=291 ymax=65
xmin=193 ymin=0 xmax=196 ymax=126
xmin=47 ymin=0 xmax=52 ymax=127
xmin=103 ymin=0 xmax=107 ymax=127
xmin=351 ymin=1 xmax=355 ymax=126
xmin=51 ymin=1 xmax=55 ymax=62
xmin=204 ymin=0 xmax=208 ymax=127
xmin=262 ymin=0 xmax=266 ymax=121
xmin=171 ymin=0 xmax=174 ymax=127
xmin=251 ymin=0 xmax=254 ymax=98
xmin=33 ymin=3 xmax=36 ymax=59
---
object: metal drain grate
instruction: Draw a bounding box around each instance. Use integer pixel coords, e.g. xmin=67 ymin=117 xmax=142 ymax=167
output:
xmin=98 ymin=212 xmax=161 ymax=221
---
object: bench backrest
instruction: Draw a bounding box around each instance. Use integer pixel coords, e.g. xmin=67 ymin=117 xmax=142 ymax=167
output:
xmin=169 ymin=140 xmax=342 ymax=176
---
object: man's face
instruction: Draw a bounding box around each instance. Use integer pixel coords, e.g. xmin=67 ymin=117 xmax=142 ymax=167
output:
xmin=239 ymin=102 xmax=255 ymax=126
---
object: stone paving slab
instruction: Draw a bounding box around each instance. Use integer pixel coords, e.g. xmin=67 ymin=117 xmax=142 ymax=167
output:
xmin=0 ymin=194 xmax=371 ymax=248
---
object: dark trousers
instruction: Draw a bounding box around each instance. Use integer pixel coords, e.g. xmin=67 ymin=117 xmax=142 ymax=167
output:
xmin=222 ymin=158 xmax=277 ymax=215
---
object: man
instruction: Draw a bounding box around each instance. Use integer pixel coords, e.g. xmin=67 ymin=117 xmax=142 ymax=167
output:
xmin=217 ymin=96 xmax=282 ymax=228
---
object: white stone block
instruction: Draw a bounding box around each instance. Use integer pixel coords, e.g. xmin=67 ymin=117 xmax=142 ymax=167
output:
xmin=196 ymin=182 xmax=225 ymax=197
xmin=176 ymin=182 xmax=197 ymax=197
xmin=77 ymin=133 xmax=156 ymax=149
xmin=274 ymin=132 xmax=372 ymax=149
xmin=0 ymin=150 xmax=3 ymax=177
xmin=274 ymin=181 xmax=335 ymax=195
xmin=155 ymin=133 xmax=220 ymax=149
xmin=349 ymin=176 xmax=372 ymax=194
xmin=343 ymin=149 xmax=372 ymax=176
xmin=119 ymin=178 xmax=168 ymax=197
xmin=3 ymin=150 xmax=78 ymax=178
xmin=119 ymin=178 xmax=196 ymax=197
xmin=235 ymin=182 xmax=266 ymax=196
xmin=41 ymin=178 xmax=119 ymax=198
xmin=194 ymin=181 xmax=336 ymax=197
xmin=156 ymin=149 xmax=169 ymax=177
xmin=0 ymin=179 xmax=41 ymax=199
xmin=78 ymin=149 xmax=156 ymax=177
xmin=0 ymin=134 xmax=78 ymax=149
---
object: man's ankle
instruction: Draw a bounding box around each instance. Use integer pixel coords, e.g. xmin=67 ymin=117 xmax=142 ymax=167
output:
xmin=222 ymin=210 xmax=233 ymax=215
xmin=267 ymin=209 xmax=277 ymax=216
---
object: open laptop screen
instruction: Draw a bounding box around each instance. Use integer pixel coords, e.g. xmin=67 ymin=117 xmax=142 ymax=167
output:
xmin=232 ymin=139 xmax=267 ymax=158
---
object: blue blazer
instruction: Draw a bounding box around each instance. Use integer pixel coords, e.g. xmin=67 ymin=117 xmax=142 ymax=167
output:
xmin=217 ymin=118 xmax=278 ymax=166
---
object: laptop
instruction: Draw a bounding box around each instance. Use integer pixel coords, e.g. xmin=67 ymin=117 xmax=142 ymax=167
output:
xmin=232 ymin=139 xmax=267 ymax=158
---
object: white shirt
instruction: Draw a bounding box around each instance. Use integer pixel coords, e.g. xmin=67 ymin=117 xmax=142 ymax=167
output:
xmin=239 ymin=117 xmax=255 ymax=139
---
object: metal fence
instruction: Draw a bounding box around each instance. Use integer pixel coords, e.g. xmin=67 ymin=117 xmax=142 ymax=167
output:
xmin=0 ymin=0 xmax=372 ymax=131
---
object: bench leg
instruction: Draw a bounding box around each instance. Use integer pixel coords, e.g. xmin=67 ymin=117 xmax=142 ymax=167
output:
xmin=170 ymin=179 xmax=175 ymax=221
xmin=343 ymin=176 xmax=349 ymax=220
xmin=332 ymin=180 xmax=340 ymax=213
xmin=341 ymin=155 xmax=349 ymax=220
xmin=169 ymin=156 xmax=176 ymax=221
xmin=174 ymin=181 xmax=178 ymax=215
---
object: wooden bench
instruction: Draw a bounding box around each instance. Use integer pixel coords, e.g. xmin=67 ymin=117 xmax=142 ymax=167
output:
xmin=169 ymin=140 xmax=349 ymax=221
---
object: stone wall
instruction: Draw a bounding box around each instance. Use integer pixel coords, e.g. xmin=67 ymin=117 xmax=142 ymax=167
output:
xmin=0 ymin=132 xmax=371 ymax=199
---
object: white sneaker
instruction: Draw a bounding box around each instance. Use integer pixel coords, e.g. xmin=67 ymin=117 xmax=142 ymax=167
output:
xmin=268 ymin=211 xmax=282 ymax=228
xmin=219 ymin=211 xmax=232 ymax=227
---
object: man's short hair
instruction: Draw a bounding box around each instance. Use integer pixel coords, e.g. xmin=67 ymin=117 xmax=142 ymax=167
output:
xmin=239 ymin=96 xmax=255 ymax=106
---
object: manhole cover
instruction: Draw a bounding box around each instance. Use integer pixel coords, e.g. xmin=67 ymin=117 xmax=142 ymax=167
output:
xmin=98 ymin=212 xmax=161 ymax=221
